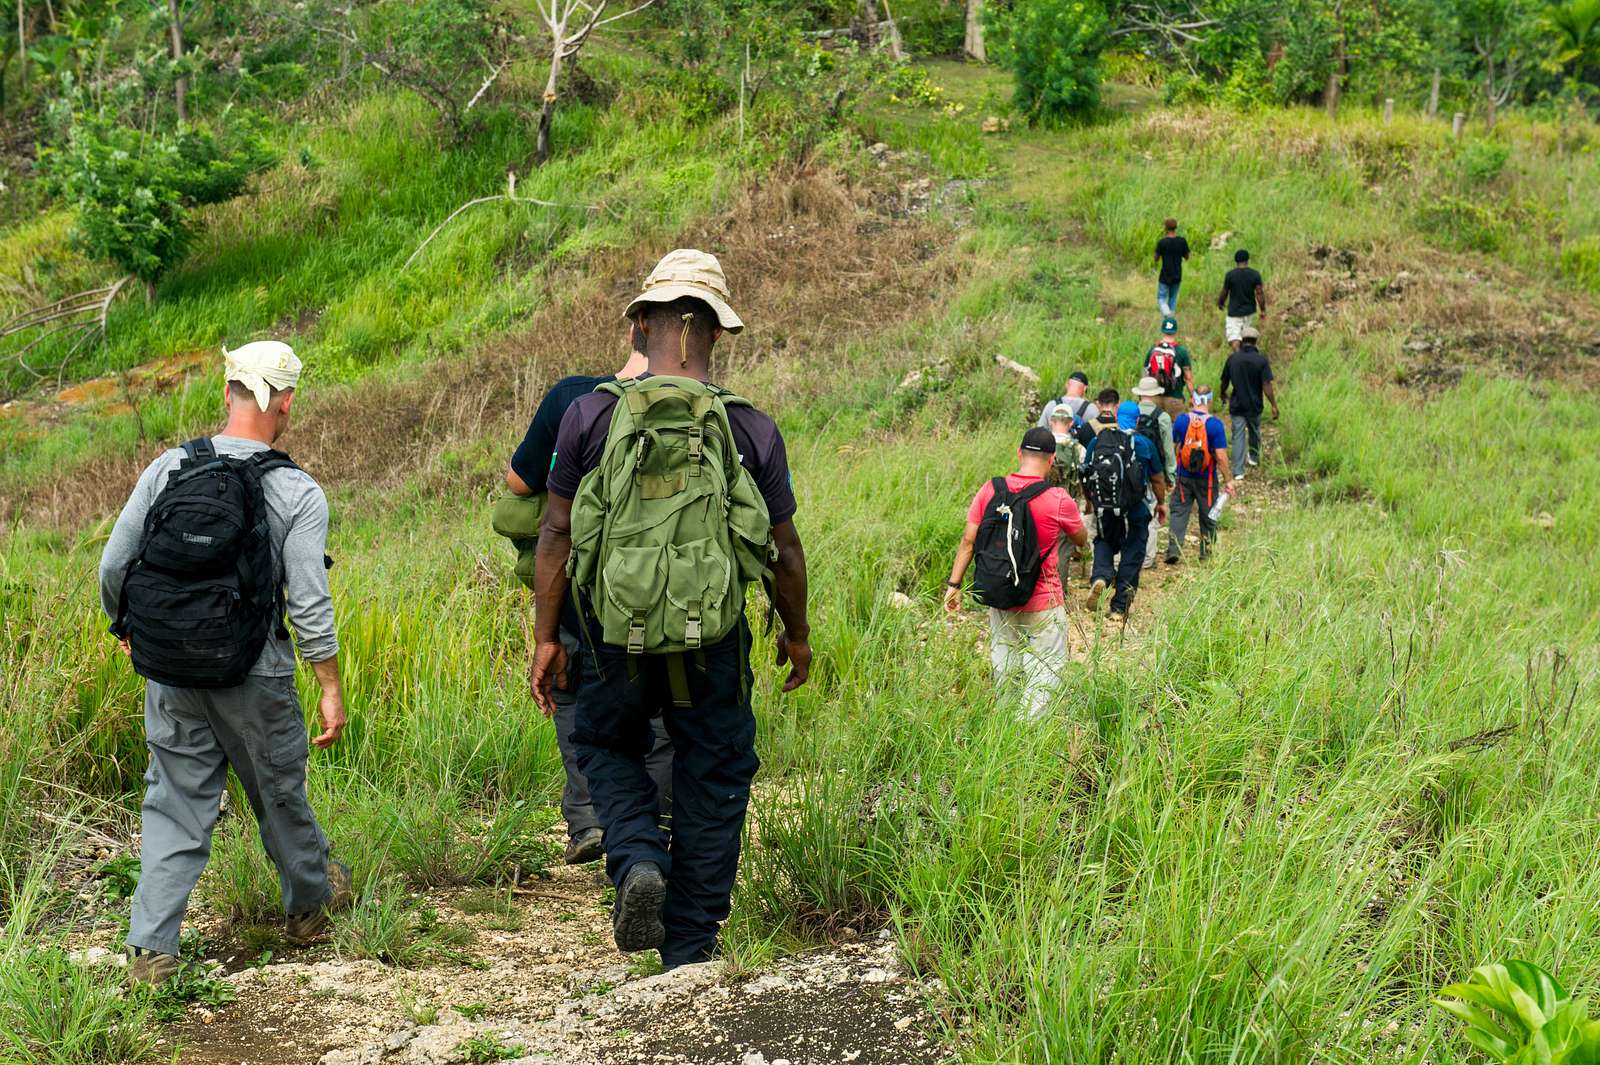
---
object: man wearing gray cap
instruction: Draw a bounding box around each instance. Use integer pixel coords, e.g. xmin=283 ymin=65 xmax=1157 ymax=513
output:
xmin=99 ymin=341 xmax=352 ymax=985
xmin=530 ymin=250 xmax=812 ymax=970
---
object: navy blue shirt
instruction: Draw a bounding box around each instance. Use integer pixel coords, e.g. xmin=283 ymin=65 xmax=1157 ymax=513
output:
xmin=510 ymin=374 xmax=615 ymax=494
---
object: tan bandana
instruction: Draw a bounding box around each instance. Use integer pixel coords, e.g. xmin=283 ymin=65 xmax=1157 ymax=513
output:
xmin=224 ymin=341 xmax=302 ymax=412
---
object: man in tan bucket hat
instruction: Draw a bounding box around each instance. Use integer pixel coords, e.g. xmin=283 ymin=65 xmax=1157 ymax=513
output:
xmin=530 ymin=249 xmax=812 ymax=969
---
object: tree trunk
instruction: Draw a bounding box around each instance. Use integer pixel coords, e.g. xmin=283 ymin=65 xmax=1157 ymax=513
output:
xmin=168 ymin=0 xmax=187 ymax=123
xmin=1324 ymin=5 xmax=1346 ymax=119
xmin=1484 ymin=53 xmax=1497 ymax=129
xmin=1426 ymin=66 xmax=1441 ymax=117
xmin=880 ymin=0 xmax=904 ymax=60
xmin=964 ymin=0 xmax=986 ymax=61
xmin=536 ymin=47 xmax=563 ymax=166
xmin=15 ymin=0 xmax=26 ymax=87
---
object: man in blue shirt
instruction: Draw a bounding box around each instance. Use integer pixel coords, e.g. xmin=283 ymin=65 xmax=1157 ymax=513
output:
xmin=1165 ymin=388 xmax=1232 ymax=564
xmin=1082 ymin=401 xmax=1167 ymax=619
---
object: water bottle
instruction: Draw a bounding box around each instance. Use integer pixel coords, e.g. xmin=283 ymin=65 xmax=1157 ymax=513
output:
xmin=1207 ymin=491 xmax=1231 ymax=523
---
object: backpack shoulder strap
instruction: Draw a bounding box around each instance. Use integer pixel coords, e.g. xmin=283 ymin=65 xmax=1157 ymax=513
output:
xmin=181 ymin=437 xmax=215 ymax=463
xmin=989 ymin=476 xmax=1010 ymax=505
xmin=1014 ymin=481 xmax=1052 ymax=507
xmin=249 ymin=448 xmax=301 ymax=475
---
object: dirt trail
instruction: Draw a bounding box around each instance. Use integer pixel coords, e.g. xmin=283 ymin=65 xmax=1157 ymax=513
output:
xmin=134 ymin=861 xmax=945 ymax=1065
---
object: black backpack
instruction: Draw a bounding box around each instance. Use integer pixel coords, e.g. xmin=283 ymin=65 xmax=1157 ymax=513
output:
xmin=1085 ymin=428 xmax=1147 ymax=517
xmin=111 ymin=438 xmax=298 ymax=689
xmin=1134 ymin=409 xmax=1165 ymax=464
xmin=971 ymin=477 xmax=1052 ymax=610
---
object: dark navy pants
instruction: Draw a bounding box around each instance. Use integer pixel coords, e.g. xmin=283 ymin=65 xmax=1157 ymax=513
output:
xmin=1092 ymin=509 xmax=1151 ymax=614
xmin=570 ymin=622 xmax=758 ymax=967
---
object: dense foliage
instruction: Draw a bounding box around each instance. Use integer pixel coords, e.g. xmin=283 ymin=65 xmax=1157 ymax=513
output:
xmin=1006 ymin=0 xmax=1111 ymax=119
xmin=43 ymin=114 xmax=276 ymax=285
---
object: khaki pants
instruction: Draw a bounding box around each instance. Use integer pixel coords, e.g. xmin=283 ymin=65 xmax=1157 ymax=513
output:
xmin=988 ymin=605 xmax=1069 ymax=722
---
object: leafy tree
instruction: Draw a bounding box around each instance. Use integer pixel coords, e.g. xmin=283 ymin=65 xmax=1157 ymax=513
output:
xmin=1546 ymin=0 xmax=1600 ymax=93
xmin=43 ymin=112 xmax=276 ymax=293
xmin=1006 ymin=0 xmax=1111 ymax=119
xmin=1451 ymin=0 xmax=1543 ymax=125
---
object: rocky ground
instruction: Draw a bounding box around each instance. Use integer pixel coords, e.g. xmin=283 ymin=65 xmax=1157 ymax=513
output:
xmin=65 ymin=852 xmax=948 ymax=1065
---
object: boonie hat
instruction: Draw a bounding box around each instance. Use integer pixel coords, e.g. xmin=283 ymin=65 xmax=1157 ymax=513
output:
xmin=1021 ymin=427 xmax=1057 ymax=453
xmin=1241 ymin=324 xmax=1261 ymax=340
xmin=1132 ymin=375 xmax=1163 ymax=398
xmin=1161 ymin=316 xmax=1178 ymax=335
xmin=624 ymin=249 xmax=744 ymax=333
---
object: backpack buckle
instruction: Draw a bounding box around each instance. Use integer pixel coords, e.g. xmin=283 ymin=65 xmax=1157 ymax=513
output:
xmin=685 ymin=602 xmax=702 ymax=649
xmin=627 ymin=610 xmax=647 ymax=654
xmin=687 ymin=426 xmax=703 ymax=472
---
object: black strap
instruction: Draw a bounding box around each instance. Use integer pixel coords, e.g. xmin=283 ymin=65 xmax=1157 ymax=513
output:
xmin=1011 ymin=481 xmax=1052 ymax=507
xmin=181 ymin=437 xmax=216 ymax=463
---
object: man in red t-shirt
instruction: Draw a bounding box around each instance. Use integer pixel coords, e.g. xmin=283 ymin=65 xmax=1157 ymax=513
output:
xmin=943 ymin=428 xmax=1089 ymax=720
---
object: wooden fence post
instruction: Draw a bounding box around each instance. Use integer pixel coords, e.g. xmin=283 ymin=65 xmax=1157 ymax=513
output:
xmin=1383 ymin=98 xmax=1394 ymax=124
xmin=1452 ymin=112 xmax=1466 ymax=138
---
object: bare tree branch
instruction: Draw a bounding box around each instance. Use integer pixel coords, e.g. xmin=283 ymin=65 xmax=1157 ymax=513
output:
xmin=402 ymin=174 xmax=608 ymax=270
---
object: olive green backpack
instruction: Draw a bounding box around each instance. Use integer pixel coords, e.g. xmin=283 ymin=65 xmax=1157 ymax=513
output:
xmin=568 ymin=376 xmax=773 ymax=671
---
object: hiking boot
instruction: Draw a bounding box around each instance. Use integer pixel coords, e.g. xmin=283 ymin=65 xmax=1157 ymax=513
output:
xmin=565 ymin=828 xmax=604 ymax=866
xmin=1163 ymin=554 xmax=1180 ymax=566
xmin=612 ymin=861 xmax=666 ymax=954
xmin=1247 ymin=456 xmax=1259 ymax=467
xmin=127 ymin=949 xmax=179 ymax=987
xmin=286 ymin=860 xmax=354 ymax=945
xmin=1233 ymin=471 xmax=1246 ymax=482
xmin=1085 ymin=579 xmax=1107 ymax=612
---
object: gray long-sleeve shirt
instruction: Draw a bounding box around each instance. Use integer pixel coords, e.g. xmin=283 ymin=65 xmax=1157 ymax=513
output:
xmin=98 ymin=435 xmax=339 ymax=675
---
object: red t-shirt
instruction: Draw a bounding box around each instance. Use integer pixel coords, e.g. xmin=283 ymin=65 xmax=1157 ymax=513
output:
xmin=966 ymin=473 xmax=1085 ymax=612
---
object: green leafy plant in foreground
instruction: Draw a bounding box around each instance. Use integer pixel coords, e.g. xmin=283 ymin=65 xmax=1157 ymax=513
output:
xmin=1435 ymin=960 xmax=1600 ymax=1063
xmin=455 ymin=1032 xmax=525 ymax=1063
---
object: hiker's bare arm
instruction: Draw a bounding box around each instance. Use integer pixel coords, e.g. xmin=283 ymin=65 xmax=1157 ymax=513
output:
xmin=1216 ymin=448 xmax=1234 ymax=486
xmin=1153 ymin=474 xmax=1169 ymax=522
xmin=769 ymin=519 xmax=811 ymax=693
xmin=1066 ymin=522 xmax=1090 ymax=549
xmin=1264 ymin=380 xmax=1280 ymax=417
xmin=529 ymin=492 xmax=574 ymax=716
xmin=308 ymin=656 xmax=346 ymax=748
xmin=944 ymin=521 xmax=979 ymax=612
xmin=1216 ymin=284 xmax=1228 ymax=310
xmin=1184 ymin=365 xmax=1195 ymax=391
xmin=1255 ymin=285 xmax=1266 ymax=314
xmin=505 ymin=466 xmax=533 ymax=497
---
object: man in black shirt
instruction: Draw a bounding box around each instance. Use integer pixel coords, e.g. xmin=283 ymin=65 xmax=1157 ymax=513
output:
xmin=1154 ymin=217 xmax=1189 ymax=317
xmin=1217 ymin=249 xmax=1266 ymax=350
xmin=506 ymin=329 xmax=671 ymax=867
xmin=1218 ymin=324 xmax=1280 ymax=477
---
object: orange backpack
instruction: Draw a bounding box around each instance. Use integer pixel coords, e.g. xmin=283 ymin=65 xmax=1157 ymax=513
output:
xmin=1178 ymin=414 xmax=1212 ymax=476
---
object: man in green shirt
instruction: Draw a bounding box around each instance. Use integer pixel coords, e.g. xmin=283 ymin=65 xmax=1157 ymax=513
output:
xmin=1142 ymin=316 xmax=1194 ymax=419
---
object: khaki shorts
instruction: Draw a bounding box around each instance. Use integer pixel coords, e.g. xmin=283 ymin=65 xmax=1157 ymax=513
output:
xmin=1225 ymin=315 xmax=1254 ymax=342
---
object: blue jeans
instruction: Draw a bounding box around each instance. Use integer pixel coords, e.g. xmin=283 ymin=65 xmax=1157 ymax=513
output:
xmin=1157 ymin=280 xmax=1180 ymax=315
xmin=571 ymin=622 xmax=757 ymax=967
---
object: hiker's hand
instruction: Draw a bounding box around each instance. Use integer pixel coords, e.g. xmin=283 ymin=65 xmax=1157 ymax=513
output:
xmin=942 ymin=585 xmax=962 ymax=614
xmin=1156 ymin=503 xmax=1168 ymax=524
xmin=529 ymin=641 xmax=569 ymax=718
xmin=313 ymin=689 xmax=346 ymax=749
xmin=776 ymin=632 xmax=811 ymax=693
xmin=1271 ymin=407 xmax=1281 ymax=422
xmin=117 ymin=637 xmax=132 ymax=658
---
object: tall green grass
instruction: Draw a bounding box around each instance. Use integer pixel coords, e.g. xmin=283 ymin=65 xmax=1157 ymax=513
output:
xmin=3 ymin=52 xmax=1599 ymax=1065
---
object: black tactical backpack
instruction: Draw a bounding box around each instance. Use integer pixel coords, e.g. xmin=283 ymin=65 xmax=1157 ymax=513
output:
xmin=971 ymin=478 xmax=1052 ymax=610
xmin=111 ymin=438 xmax=297 ymax=688
xmin=1085 ymin=428 xmax=1147 ymax=518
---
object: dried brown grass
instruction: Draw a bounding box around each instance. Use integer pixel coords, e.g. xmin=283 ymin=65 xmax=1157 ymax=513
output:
xmin=9 ymin=166 xmax=961 ymax=530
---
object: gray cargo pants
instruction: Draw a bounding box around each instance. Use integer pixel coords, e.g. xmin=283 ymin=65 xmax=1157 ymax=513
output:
xmin=129 ymin=676 xmax=331 ymax=956
xmin=553 ymin=628 xmax=673 ymax=837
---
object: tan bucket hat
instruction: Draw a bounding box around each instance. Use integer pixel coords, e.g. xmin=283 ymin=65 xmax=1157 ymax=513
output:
xmin=1131 ymin=375 xmax=1163 ymax=398
xmin=624 ymin=249 xmax=744 ymax=333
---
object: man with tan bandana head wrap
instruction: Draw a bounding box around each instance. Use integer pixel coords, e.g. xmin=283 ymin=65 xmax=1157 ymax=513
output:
xmin=99 ymin=340 xmax=354 ymax=985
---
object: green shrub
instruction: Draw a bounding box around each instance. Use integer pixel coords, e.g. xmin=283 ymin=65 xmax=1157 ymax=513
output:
xmin=1006 ymin=0 xmax=1110 ymax=121
xmin=1457 ymin=139 xmax=1511 ymax=183
xmin=42 ymin=113 xmax=276 ymax=287
xmin=1415 ymin=194 xmax=1506 ymax=252
xmin=1162 ymin=70 xmax=1211 ymax=105
xmin=1436 ymin=960 xmax=1600 ymax=1063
